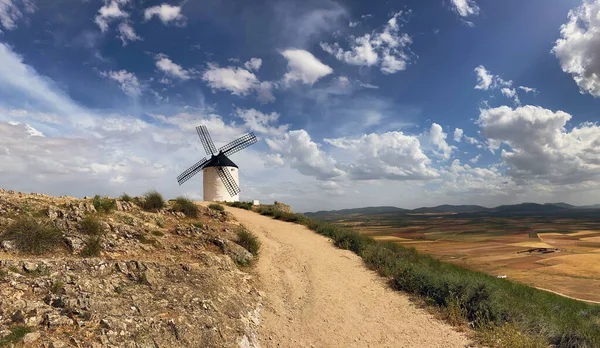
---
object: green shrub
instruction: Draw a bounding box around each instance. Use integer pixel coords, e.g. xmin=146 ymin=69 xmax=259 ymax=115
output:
xmin=225 ymin=201 xmax=253 ymax=210
xmin=208 ymin=203 xmax=224 ymax=212
xmin=78 ymin=216 xmax=104 ymax=237
xmin=51 ymin=280 xmax=64 ymax=295
xmin=1 ymin=217 xmax=63 ymax=254
xmin=0 ymin=325 xmax=32 ymax=346
xmin=80 ymin=236 xmax=102 ymax=257
xmin=236 ymin=226 xmax=260 ymax=256
xmin=141 ymin=190 xmax=165 ymax=212
xmin=172 ymin=197 xmax=198 ymax=217
xmin=92 ymin=195 xmax=116 ymax=213
xmin=155 ymin=217 xmax=165 ymax=228
xmin=120 ymin=193 xmax=132 ymax=202
xmin=151 ymin=230 xmax=164 ymax=237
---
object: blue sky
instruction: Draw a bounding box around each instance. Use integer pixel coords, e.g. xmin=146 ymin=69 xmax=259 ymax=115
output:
xmin=1 ymin=0 xmax=600 ymax=211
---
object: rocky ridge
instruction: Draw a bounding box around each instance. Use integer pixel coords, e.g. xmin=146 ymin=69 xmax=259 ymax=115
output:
xmin=0 ymin=189 xmax=261 ymax=347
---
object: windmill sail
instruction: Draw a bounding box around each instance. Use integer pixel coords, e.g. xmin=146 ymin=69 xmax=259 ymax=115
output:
xmin=219 ymin=133 xmax=258 ymax=157
xmin=216 ymin=166 xmax=241 ymax=196
xmin=177 ymin=157 xmax=209 ymax=185
xmin=196 ymin=125 xmax=218 ymax=156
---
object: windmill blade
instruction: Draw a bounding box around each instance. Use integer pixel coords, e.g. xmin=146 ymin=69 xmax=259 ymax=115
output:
xmin=216 ymin=166 xmax=241 ymax=197
xmin=219 ymin=133 xmax=258 ymax=157
xmin=177 ymin=157 xmax=209 ymax=185
xmin=196 ymin=125 xmax=218 ymax=156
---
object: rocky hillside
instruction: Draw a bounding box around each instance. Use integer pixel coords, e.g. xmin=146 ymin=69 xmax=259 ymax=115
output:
xmin=0 ymin=189 xmax=261 ymax=348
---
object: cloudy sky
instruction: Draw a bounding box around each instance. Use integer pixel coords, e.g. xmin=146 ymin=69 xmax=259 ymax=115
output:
xmin=1 ymin=0 xmax=600 ymax=211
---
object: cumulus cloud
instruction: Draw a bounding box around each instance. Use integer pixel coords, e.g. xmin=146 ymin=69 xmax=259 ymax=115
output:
xmin=100 ymin=70 xmax=142 ymax=97
xmin=244 ymin=58 xmax=262 ymax=71
xmin=424 ymin=123 xmax=454 ymax=160
xmin=469 ymin=154 xmax=481 ymax=163
xmin=155 ymin=54 xmax=191 ymax=80
xmin=0 ymin=0 xmax=34 ymax=30
xmin=202 ymin=64 xmax=275 ymax=103
xmin=144 ymin=4 xmax=185 ymax=25
xmin=266 ymin=130 xmax=343 ymax=180
xmin=325 ymin=132 xmax=439 ymax=180
xmin=117 ymin=22 xmax=142 ymax=46
xmin=320 ymin=11 xmax=413 ymax=74
xmin=454 ymin=128 xmax=463 ymax=142
xmin=474 ymin=65 xmax=512 ymax=90
xmin=478 ymin=105 xmax=600 ymax=184
xmin=280 ymin=49 xmax=333 ymax=85
xmin=500 ymin=87 xmax=520 ymax=105
xmin=234 ymin=108 xmax=289 ymax=136
xmin=94 ymin=0 xmax=129 ymax=33
xmin=449 ymin=0 xmax=480 ymax=17
xmin=553 ymin=0 xmax=600 ymax=97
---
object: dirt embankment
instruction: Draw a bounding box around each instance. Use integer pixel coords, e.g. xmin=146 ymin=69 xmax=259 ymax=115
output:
xmin=220 ymin=205 xmax=471 ymax=348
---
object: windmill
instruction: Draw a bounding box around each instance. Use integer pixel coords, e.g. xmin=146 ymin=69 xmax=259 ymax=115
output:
xmin=177 ymin=125 xmax=258 ymax=202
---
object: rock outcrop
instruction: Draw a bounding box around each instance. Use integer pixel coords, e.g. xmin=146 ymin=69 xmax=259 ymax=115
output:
xmin=0 ymin=189 xmax=261 ymax=347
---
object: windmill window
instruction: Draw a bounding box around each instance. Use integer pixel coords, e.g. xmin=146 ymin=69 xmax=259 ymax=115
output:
xmin=231 ymin=168 xmax=235 ymax=172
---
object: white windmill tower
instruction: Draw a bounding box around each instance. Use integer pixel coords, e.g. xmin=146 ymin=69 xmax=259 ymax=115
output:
xmin=177 ymin=125 xmax=257 ymax=202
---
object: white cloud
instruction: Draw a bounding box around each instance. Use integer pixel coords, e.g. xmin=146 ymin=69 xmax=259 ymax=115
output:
xmin=0 ymin=0 xmax=34 ymax=31
xmin=478 ymin=105 xmax=600 ymax=184
xmin=94 ymin=0 xmax=128 ymax=33
xmin=117 ymin=22 xmax=142 ymax=46
xmin=320 ymin=11 xmax=413 ymax=74
xmin=144 ymin=4 xmax=185 ymax=25
xmin=202 ymin=64 xmax=275 ymax=103
xmin=500 ymin=87 xmax=520 ymax=105
xmin=325 ymin=132 xmax=439 ymax=180
xmin=553 ymin=0 xmax=600 ymax=97
xmin=424 ymin=123 xmax=454 ymax=160
xmin=244 ymin=58 xmax=262 ymax=71
xmin=469 ymin=154 xmax=481 ymax=163
xmin=349 ymin=21 xmax=359 ymax=28
xmin=450 ymin=0 xmax=480 ymax=17
xmin=518 ymin=86 xmax=537 ymax=94
xmin=155 ymin=54 xmax=191 ymax=80
xmin=266 ymin=130 xmax=343 ymax=180
xmin=234 ymin=108 xmax=289 ymax=136
xmin=464 ymin=135 xmax=480 ymax=145
xmin=474 ymin=65 xmax=512 ymax=90
xmin=453 ymin=128 xmax=463 ymax=142
xmin=101 ymin=70 xmax=142 ymax=97
xmin=281 ymin=49 xmax=333 ymax=85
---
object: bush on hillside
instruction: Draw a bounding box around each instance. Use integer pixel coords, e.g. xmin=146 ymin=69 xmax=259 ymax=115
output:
xmin=225 ymin=201 xmax=253 ymax=210
xmin=120 ymin=193 xmax=132 ymax=202
xmin=78 ymin=216 xmax=105 ymax=237
xmin=141 ymin=190 xmax=165 ymax=212
xmin=236 ymin=226 xmax=260 ymax=256
xmin=80 ymin=236 xmax=102 ymax=258
xmin=172 ymin=197 xmax=198 ymax=217
xmin=208 ymin=203 xmax=224 ymax=212
xmin=1 ymin=217 xmax=63 ymax=254
xmin=92 ymin=195 xmax=116 ymax=213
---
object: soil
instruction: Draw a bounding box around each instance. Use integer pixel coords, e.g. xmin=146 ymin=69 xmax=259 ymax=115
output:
xmin=218 ymin=205 xmax=472 ymax=348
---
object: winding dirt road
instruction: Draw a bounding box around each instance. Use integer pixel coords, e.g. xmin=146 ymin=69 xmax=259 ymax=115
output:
xmin=225 ymin=206 xmax=471 ymax=348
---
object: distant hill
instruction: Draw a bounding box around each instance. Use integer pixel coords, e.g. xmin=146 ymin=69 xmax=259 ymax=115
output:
xmin=306 ymin=202 xmax=600 ymax=219
xmin=411 ymin=205 xmax=488 ymax=213
xmin=305 ymin=206 xmax=408 ymax=219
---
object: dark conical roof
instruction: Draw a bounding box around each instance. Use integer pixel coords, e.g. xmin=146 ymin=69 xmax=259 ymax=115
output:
xmin=204 ymin=153 xmax=238 ymax=168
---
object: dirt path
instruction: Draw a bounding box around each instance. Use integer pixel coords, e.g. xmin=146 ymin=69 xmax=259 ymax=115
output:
xmin=223 ymin=206 xmax=471 ymax=348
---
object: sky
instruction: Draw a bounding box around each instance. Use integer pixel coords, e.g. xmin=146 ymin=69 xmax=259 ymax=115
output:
xmin=1 ymin=0 xmax=600 ymax=212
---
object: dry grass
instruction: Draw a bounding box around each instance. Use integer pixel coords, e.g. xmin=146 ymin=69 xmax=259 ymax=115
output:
xmin=1 ymin=217 xmax=63 ymax=254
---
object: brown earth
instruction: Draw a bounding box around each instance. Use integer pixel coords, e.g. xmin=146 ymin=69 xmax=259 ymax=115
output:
xmin=211 ymin=205 xmax=472 ymax=348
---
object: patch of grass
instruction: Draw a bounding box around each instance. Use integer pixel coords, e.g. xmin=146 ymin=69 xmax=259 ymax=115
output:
xmin=151 ymin=230 xmax=164 ymax=237
xmin=141 ymin=190 xmax=165 ymax=212
xmin=51 ymin=280 xmax=64 ymax=295
xmin=78 ymin=216 xmax=104 ymax=237
xmin=155 ymin=217 xmax=165 ymax=228
xmin=255 ymin=209 xmax=600 ymax=347
xmin=0 ymin=325 xmax=32 ymax=346
xmin=0 ymin=269 xmax=8 ymax=281
xmin=92 ymin=195 xmax=116 ymax=213
xmin=120 ymin=193 xmax=132 ymax=202
xmin=172 ymin=197 xmax=198 ymax=217
xmin=225 ymin=201 xmax=253 ymax=210
xmin=1 ymin=217 xmax=63 ymax=254
xmin=136 ymin=234 xmax=158 ymax=246
xmin=123 ymin=215 xmax=134 ymax=226
xmin=236 ymin=226 xmax=260 ymax=256
xmin=80 ymin=236 xmax=102 ymax=257
xmin=208 ymin=203 xmax=224 ymax=212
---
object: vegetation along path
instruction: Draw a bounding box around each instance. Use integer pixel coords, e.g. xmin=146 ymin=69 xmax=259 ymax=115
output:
xmin=223 ymin=205 xmax=471 ymax=348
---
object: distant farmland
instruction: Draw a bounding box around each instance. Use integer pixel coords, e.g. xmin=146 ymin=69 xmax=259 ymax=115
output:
xmin=306 ymin=208 xmax=600 ymax=303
